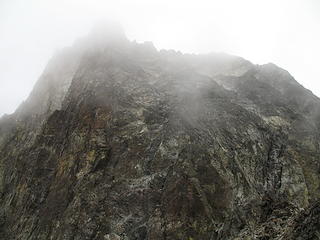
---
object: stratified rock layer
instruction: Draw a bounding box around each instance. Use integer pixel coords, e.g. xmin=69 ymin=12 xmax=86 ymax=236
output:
xmin=0 ymin=27 xmax=319 ymax=240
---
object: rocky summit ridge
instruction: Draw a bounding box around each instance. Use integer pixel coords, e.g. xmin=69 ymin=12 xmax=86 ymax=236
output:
xmin=0 ymin=25 xmax=320 ymax=240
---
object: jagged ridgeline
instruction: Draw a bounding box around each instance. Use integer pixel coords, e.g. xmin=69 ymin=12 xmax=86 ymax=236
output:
xmin=0 ymin=24 xmax=320 ymax=240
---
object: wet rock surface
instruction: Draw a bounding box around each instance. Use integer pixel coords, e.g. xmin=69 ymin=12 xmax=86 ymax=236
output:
xmin=0 ymin=27 xmax=319 ymax=239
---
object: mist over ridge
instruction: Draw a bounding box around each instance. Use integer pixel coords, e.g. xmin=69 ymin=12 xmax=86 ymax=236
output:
xmin=1 ymin=0 xmax=320 ymax=117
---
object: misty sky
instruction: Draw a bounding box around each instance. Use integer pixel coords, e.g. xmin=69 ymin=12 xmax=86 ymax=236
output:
xmin=1 ymin=0 xmax=320 ymax=116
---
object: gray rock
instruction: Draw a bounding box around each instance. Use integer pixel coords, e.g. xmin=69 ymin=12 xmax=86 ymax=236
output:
xmin=0 ymin=25 xmax=319 ymax=239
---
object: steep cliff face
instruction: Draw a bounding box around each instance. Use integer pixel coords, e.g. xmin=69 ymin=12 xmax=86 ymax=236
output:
xmin=0 ymin=26 xmax=319 ymax=240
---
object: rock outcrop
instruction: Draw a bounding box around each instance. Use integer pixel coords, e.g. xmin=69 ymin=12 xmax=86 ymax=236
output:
xmin=0 ymin=25 xmax=319 ymax=240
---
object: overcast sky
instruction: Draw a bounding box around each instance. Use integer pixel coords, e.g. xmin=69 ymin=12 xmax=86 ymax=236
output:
xmin=1 ymin=0 xmax=319 ymax=116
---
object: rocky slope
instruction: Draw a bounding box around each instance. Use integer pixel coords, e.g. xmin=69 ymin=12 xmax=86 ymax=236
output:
xmin=0 ymin=25 xmax=319 ymax=240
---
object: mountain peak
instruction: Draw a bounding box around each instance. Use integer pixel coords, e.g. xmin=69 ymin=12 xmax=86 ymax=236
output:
xmin=1 ymin=26 xmax=320 ymax=240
